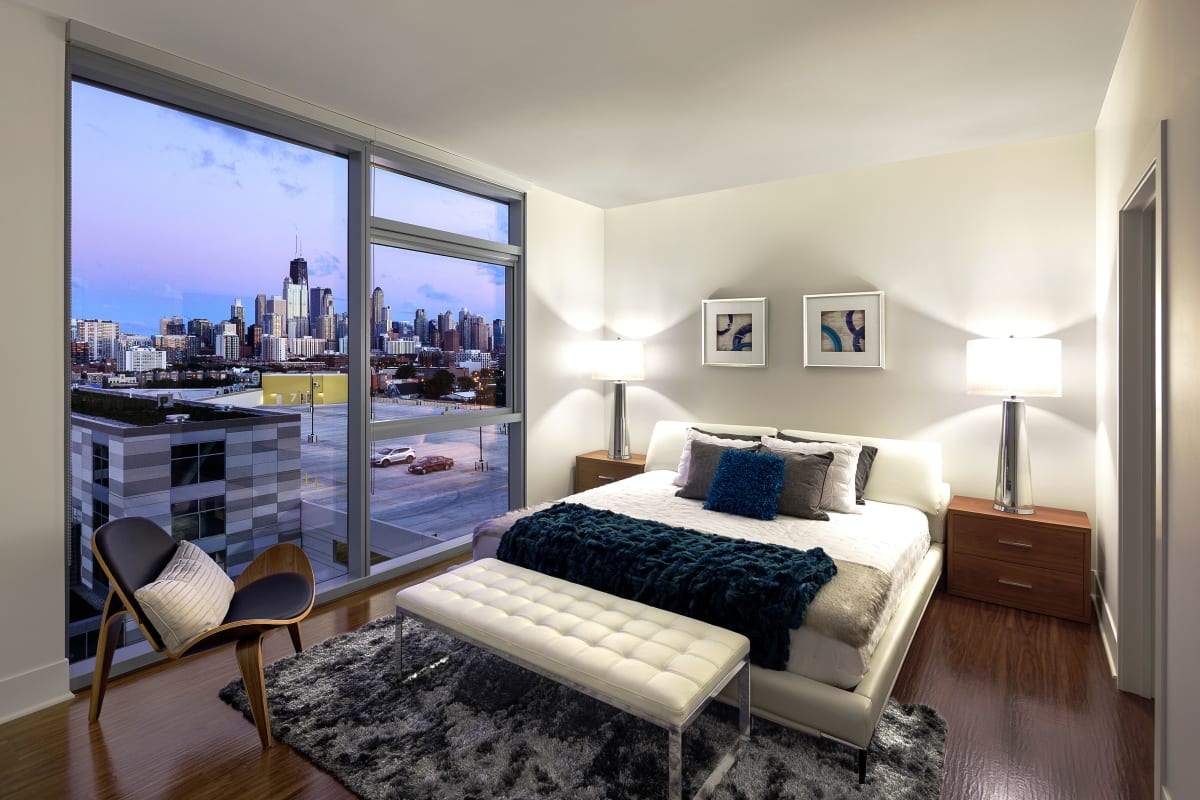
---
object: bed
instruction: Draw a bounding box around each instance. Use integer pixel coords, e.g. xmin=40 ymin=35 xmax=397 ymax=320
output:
xmin=472 ymin=419 xmax=949 ymax=774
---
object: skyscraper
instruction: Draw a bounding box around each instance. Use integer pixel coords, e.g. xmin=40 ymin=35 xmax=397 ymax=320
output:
xmin=371 ymin=287 xmax=385 ymax=348
xmin=289 ymin=255 xmax=308 ymax=287
xmin=230 ymin=299 xmax=245 ymax=342
xmin=414 ymin=308 xmax=427 ymax=345
xmin=284 ymin=277 xmax=307 ymax=339
xmin=254 ymin=293 xmax=267 ymax=327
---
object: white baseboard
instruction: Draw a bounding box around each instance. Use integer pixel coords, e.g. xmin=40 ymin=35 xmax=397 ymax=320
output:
xmin=1093 ymin=570 xmax=1118 ymax=678
xmin=0 ymin=658 xmax=74 ymax=725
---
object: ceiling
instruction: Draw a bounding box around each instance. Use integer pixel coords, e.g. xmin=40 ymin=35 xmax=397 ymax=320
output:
xmin=21 ymin=0 xmax=1135 ymax=208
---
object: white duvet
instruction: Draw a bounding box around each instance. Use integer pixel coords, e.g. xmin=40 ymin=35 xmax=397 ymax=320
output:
xmin=559 ymin=470 xmax=931 ymax=688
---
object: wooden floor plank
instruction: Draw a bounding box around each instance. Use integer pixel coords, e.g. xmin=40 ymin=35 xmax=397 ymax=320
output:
xmin=0 ymin=565 xmax=1153 ymax=800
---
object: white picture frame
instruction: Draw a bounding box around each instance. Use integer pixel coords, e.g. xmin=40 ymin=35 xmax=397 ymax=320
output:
xmin=701 ymin=297 xmax=767 ymax=367
xmin=803 ymin=291 xmax=885 ymax=368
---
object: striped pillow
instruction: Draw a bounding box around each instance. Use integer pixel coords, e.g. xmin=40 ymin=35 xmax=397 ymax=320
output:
xmin=134 ymin=539 xmax=235 ymax=653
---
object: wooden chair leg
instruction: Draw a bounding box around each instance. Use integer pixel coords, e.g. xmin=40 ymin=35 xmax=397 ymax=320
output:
xmin=235 ymin=635 xmax=272 ymax=748
xmin=89 ymin=590 xmax=127 ymax=723
xmin=287 ymin=621 xmax=303 ymax=654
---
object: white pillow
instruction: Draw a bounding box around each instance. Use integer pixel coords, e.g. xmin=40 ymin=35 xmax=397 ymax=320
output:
xmin=134 ymin=539 xmax=235 ymax=653
xmin=762 ymin=436 xmax=862 ymax=514
xmin=673 ymin=429 xmax=761 ymax=486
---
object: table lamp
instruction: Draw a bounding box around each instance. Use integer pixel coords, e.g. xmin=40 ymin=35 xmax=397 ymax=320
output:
xmin=592 ymin=340 xmax=645 ymax=459
xmin=966 ymin=337 xmax=1062 ymax=514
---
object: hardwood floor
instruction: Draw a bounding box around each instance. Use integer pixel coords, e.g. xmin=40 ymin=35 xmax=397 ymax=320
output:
xmin=0 ymin=565 xmax=1153 ymax=799
xmin=892 ymin=592 xmax=1154 ymax=800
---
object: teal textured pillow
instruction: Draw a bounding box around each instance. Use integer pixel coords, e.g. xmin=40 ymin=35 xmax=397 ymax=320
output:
xmin=704 ymin=448 xmax=786 ymax=520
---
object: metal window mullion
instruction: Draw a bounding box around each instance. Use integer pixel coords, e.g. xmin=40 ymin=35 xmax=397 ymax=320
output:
xmin=369 ymin=218 xmax=521 ymax=265
xmin=347 ymin=151 xmax=372 ymax=581
xmin=368 ymin=410 xmax=522 ymax=443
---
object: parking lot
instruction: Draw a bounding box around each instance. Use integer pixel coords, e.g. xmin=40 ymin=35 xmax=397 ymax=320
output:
xmin=284 ymin=399 xmax=511 ymax=584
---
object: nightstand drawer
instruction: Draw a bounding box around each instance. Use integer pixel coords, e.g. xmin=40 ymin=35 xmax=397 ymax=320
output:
xmin=952 ymin=515 xmax=1084 ymax=575
xmin=949 ymin=552 xmax=1088 ymax=621
xmin=576 ymin=459 xmax=642 ymax=490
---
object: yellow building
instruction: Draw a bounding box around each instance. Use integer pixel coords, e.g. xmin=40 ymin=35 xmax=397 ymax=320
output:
xmin=261 ymin=373 xmax=348 ymax=406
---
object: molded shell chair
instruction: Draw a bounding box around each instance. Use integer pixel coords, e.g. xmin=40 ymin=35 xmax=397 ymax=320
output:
xmin=88 ymin=517 xmax=316 ymax=748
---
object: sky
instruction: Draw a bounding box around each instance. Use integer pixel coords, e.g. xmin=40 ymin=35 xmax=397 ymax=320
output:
xmin=71 ymin=81 xmax=508 ymax=337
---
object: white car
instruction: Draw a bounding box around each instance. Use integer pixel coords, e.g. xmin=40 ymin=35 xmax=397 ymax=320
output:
xmin=371 ymin=446 xmax=416 ymax=467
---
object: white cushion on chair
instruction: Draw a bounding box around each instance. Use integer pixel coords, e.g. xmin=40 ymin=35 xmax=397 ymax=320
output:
xmin=134 ymin=540 xmax=235 ymax=652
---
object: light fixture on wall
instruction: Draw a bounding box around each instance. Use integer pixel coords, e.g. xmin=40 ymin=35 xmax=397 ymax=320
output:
xmin=591 ymin=339 xmax=645 ymax=460
xmin=966 ymin=337 xmax=1062 ymax=514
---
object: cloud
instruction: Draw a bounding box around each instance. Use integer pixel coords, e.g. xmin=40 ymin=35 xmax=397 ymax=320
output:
xmin=476 ymin=263 xmax=507 ymax=286
xmin=418 ymin=284 xmax=457 ymax=304
xmin=309 ymin=252 xmax=345 ymax=282
xmin=278 ymin=180 xmax=305 ymax=197
xmin=160 ymin=283 xmax=184 ymax=302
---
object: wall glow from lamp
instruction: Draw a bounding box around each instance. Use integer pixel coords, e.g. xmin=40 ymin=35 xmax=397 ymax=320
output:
xmin=966 ymin=337 xmax=1062 ymax=514
xmin=591 ymin=340 xmax=645 ymax=459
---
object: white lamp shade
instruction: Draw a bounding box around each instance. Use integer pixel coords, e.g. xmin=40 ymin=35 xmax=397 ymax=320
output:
xmin=966 ymin=338 xmax=1062 ymax=397
xmin=591 ymin=340 xmax=645 ymax=381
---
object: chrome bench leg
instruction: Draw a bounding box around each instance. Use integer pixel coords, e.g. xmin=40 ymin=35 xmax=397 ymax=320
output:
xmin=668 ymin=728 xmax=683 ymax=800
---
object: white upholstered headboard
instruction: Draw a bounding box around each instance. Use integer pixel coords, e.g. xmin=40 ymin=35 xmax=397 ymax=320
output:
xmin=643 ymin=420 xmax=952 ymax=542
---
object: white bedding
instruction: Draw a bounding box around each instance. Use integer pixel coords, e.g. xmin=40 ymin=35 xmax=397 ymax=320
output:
xmin=558 ymin=469 xmax=931 ymax=688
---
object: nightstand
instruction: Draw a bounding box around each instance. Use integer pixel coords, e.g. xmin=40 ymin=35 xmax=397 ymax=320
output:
xmin=574 ymin=450 xmax=647 ymax=493
xmin=946 ymin=495 xmax=1092 ymax=623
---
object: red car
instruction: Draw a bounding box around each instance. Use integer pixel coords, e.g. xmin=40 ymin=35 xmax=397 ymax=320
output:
xmin=408 ymin=455 xmax=454 ymax=474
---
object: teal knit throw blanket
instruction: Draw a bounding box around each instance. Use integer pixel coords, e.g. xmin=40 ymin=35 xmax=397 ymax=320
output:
xmin=496 ymin=502 xmax=837 ymax=670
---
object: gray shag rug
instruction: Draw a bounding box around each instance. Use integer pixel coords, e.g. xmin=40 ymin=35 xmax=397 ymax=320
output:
xmin=220 ymin=617 xmax=945 ymax=799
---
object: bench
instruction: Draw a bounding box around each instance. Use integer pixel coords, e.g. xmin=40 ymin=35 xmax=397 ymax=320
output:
xmin=394 ymin=558 xmax=751 ymax=800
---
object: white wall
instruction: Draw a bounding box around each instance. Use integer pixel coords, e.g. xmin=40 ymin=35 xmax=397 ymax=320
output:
xmin=0 ymin=0 xmax=72 ymax=722
xmin=605 ymin=134 xmax=1097 ymax=516
xmin=1096 ymin=0 xmax=1200 ymax=796
xmin=524 ymin=187 xmax=606 ymax=503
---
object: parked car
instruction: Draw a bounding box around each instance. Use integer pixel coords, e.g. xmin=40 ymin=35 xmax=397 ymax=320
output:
xmin=408 ymin=455 xmax=454 ymax=474
xmin=371 ymin=446 xmax=416 ymax=467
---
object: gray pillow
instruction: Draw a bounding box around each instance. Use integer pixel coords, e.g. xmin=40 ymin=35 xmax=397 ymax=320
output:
xmin=775 ymin=451 xmax=834 ymax=520
xmin=675 ymin=439 xmax=760 ymax=500
xmin=690 ymin=426 xmax=763 ymax=442
xmin=778 ymin=434 xmax=878 ymax=504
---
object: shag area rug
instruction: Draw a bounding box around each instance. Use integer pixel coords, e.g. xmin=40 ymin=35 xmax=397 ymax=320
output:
xmin=220 ymin=617 xmax=945 ymax=799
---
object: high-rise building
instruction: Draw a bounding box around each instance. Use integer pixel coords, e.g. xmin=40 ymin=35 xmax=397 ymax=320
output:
xmin=159 ymin=316 xmax=185 ymax=336
xmin=437 ymin=310 xmax=455 ymax=342
xmin=284 ymin=277 xmax=308 ymax=339
xmin=75 ymin=319 xmax=120 ymax=362
xmin=187 ymin=318 xmax=214 ymax=351
xmin=414 ymin=308 xmax=427 ymax=345
xmin=124 ymin=347 xmax=167 ymax=373
xmin=320 ymin=288 xmax=334 ymax=318
xmin=308 ymin=286 xmax=323 ymax=336
xmin=370 ymin=287 xmax=385 ymax=347
xmin=289 ymin=255 xmax=308 ymax=287
xmin=254 ymin=293 xmax=267 ymax=327
xmin=247 ymin=323 xmax=263 ymax=359
xmin=492 ymin=319 xmax=504 ymax=351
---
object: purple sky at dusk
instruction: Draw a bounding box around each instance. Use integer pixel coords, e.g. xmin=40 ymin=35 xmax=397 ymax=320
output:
xmin=71 ymin=81 xmax=507 ymax=337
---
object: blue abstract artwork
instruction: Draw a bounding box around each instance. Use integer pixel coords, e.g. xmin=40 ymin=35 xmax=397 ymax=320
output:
xmin=820 ymin=309 xmax=866 ymax=353
xmin=715 ymin=313 xmax=753 ymax=351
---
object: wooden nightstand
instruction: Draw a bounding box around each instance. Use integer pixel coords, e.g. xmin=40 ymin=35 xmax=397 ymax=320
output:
xmin=574 ymin=450 xmax=647 ymax=493
xmin=946 ymin=495 xmax=1092 ymax=623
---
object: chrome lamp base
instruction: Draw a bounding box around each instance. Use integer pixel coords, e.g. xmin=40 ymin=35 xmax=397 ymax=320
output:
xmin=608 ymin=380 xmax=631 ymax=460
xmin=993 ymin=397 xmax=1034 ymax=514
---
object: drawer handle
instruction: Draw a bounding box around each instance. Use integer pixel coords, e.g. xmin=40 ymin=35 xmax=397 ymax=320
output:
xmin=596 ymin=475 xmax=616 ymax=482
xmin=998 ymin=539 xmax=1033 ymax=550
xmin=998 ymin=578 xmax=1033 ymax=590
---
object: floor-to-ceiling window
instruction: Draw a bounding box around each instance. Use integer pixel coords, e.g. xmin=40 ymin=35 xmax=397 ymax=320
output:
xmin=65 ymin=47 xmax=524 ymax=682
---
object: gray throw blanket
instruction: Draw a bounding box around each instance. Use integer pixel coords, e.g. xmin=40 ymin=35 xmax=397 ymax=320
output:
xmin=474 ymin=504 xmax=893 ymax=652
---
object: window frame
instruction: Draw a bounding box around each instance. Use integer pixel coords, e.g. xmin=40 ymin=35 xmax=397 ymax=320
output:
xmin=64 ymin=41 xmax=526 ymax=687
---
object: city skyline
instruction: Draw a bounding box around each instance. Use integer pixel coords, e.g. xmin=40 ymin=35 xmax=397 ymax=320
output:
xmin=71 ymin=80 xmax=507 ymax=338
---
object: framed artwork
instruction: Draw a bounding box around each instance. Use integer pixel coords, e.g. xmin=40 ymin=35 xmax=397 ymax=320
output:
xmin=701 ymin=297 xmax=767 ymax=367
xmin=803 ymin=291 xmax=885 ymax=368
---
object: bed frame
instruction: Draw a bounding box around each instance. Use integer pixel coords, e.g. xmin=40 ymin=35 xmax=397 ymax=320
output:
xmin=478 ymin=419 xmax=950 ymax=781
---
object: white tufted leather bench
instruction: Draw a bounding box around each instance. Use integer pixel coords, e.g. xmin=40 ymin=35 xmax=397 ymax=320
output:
xmin=395 ymin=557 xmax=751 ymax=800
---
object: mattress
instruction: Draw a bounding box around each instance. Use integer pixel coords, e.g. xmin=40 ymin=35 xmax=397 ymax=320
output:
xmin=495 ymin=469 xmax=931 ymax=689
